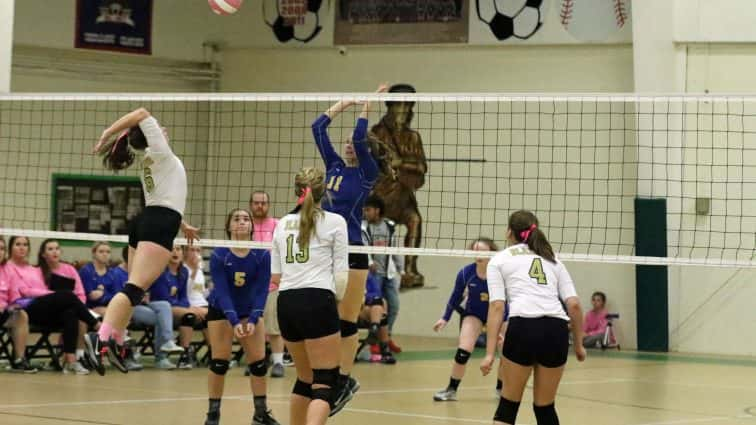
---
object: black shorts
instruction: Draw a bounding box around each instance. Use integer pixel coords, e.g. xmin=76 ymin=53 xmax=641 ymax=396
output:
xmin=277 ymin=288 xmax=340 ymax=342
xmin=206 ymin=305 xmax=248 ymax=323
xmin=348 ymin=241 xmax=369 ymax=270
xmin=502 ymin=316 xmax=569 ymax=368
xmin=128 ymin=206 xmax=182 ymax=251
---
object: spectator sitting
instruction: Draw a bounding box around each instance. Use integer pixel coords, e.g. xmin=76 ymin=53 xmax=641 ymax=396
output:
xmin=5 ymin=237 xmax=98 ymax=374
xmin=78 ymin=242 xmax=114 ymax=315
xmin=0 ymin=236 xmax=36 ymax=372
xmin=358 ymin=272 xmax=396 ymax=364
xmin=150 ymin=246 xmax=205 ymax=369
xmin=583 ymin=291 xmax=613 ymax=348
xmin=361 ymin=195 xmax=403 ymax=353
xmin=183 ymin=245 xmax=209 ymax=362
xmin=110 ymin=245 xmax=183 ymax=370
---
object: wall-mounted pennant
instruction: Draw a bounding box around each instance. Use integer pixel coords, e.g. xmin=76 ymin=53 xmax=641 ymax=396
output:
xmin=75 ymin=0 xmax=153 ymax=54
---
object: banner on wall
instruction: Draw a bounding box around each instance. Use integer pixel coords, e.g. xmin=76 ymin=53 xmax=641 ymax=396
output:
xmin=75 ymin=0 xmax=153 ymax=55
xmin=334 ymin=0 xmax=468 ymax=45
xmin=262 ymin=0 xmax=325 ymax=44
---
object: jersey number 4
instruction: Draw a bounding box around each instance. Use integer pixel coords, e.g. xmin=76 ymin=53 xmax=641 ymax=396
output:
xmin=528 ymin=258 xmax=547 ymax=285
xmin=285 ymin=234 xmax=310 ymax=263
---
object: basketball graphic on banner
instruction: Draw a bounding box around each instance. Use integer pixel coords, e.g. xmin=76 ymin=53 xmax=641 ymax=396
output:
xmin=262 ymin=0 xmax=323 ymax=43
xmin=208 ymin=0 xmax=243 ymax=15
xmin=561 ymin=0 xmax=630 ymax=42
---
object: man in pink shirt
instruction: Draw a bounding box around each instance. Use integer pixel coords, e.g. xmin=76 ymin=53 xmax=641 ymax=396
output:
xmin=250 ymin=190 xmax=284 ymax=378
xmin=583 ymin=291 xmax=612 ymax=348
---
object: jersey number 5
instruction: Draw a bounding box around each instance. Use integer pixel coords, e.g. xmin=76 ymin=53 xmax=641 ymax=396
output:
xmin=286 ymin=234 xmax=310 ymax=263
xmin=528 ymin=258 xmax=547 ymax=285
xmin=234 ymin=272 xmax=246 ymax=287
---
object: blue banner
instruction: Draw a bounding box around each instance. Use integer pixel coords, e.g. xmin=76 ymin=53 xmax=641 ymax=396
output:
xmin=76 ymin=0 xmax=153 ymax=55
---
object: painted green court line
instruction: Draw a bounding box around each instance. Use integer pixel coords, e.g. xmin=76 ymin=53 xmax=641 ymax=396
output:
xmin=396 ymin=348 xmax=756 ymax=368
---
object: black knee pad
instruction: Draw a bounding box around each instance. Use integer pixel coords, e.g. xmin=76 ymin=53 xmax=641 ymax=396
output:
xmin=120 ymin=283 xmax=145 ymax=307
xmin=340 ymin=320 xmax=358 ymax=338
xmin=380 ymin=314 xmax=388 ymax=327
xmin=454 ymin=348 xmax=471 ymax=365
xmin=533 ymin=403 xmax=558 ymax=425
xmin=180 ymin=313 xmax=197 ymax=327
xmin=494 ymin=397 xmax=521 ymax=424
xmin=311 ymin=367 xmax=340 ymax=404
xmin=208 ymin=359 xmax=230 ymax=376
xmin=292 ymin=379 xmax=313 ymax=399
xmin=246 ymin=359 xmax=268 ymax=377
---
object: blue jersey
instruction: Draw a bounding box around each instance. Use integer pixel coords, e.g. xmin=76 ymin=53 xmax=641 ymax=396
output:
xmin=365 ymin=272 xmax=382 ymax=304
xmin=149 ymin=267 xmax=189 ymax=308
xmin=78 ymin=263 xmax=115 ymax=308
xmin=312 ymin=114 xmax=378 ymax=244
xmin=208 ymin=247 xmax=271 ymax=326
xmin=104 ymin=266 xmax=129 ymax=305
xmin=442 ymin=263 xmax=507 ymax=323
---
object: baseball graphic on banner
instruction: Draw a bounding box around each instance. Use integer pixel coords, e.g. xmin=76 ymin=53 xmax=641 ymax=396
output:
xmin=561 ymin=0 xmax=630 ymax=42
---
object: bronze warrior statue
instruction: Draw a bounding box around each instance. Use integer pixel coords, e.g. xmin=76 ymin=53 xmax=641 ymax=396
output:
xmin=369 ymin=83 xmax=427 ymax=288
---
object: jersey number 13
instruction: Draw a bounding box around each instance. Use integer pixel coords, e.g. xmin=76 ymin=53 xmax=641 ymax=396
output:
xmin=285 ymin=234 xmax=310 ymax=264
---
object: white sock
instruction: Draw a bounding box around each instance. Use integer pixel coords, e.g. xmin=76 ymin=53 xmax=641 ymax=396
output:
xmin=272 ymin=353 xmax=284 ymax=365
xmin=76 ymin=349 xmax=84 ymax=359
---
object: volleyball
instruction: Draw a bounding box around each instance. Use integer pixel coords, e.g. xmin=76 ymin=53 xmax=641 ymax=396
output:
xmin=208 ymin=0 xmax=243 ymax=15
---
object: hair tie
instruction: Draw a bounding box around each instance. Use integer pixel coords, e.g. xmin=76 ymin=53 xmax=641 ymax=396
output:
xmin=519 ymin=224 xmax=537 ymax=242
xmin=297 ymin=187 xmax=312 ymax=205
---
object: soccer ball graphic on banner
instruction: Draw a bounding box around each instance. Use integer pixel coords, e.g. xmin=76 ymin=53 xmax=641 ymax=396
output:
xmin=208 ymin=0 xmax=243 ymax=15
xmin=476 ymin=0 xmax=544 ymax=41
xmin=262 ymin=0 xmax=323 ymax=43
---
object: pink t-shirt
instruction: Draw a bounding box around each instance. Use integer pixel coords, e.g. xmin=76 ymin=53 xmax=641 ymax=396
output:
xmin=583 ymin=308 xmax=608 ymax=337
xmin=253 ymin=217 xmax=278 ymax=291
xmin=4 ymin=261 xmax=50 ymax=302
xmin=53 ymin=262 xmax=87 ymax=304
xmin=253 ymin=217 xmax=278 ymax=243
xmin=0 ymin=264 xmax=9 ymax=310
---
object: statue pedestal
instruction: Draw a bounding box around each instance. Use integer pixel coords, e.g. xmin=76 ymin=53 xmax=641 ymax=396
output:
xmin=401 ymin=272 xmax=424 ymax=288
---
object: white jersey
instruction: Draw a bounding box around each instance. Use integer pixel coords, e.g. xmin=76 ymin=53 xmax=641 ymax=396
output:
xmin=139 ymin=116 xmax=187 ymax=216
xmin=185 ymin=265 xmax=208 ymax=307
xmin=271 ymin=210 xmax=348 ymax=293
xmin=487 ymin=243 xmax=577 ymax=321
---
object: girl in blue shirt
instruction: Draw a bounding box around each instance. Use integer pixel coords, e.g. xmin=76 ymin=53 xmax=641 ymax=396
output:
xmin=204 ymin=208 xmax=278 ymax=425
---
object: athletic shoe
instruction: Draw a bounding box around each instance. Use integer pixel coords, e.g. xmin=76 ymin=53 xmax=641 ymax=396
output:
xmin=433 ymin=388 xmax=457 ymax=401
xmin=270 ymin=363 xmax=285 ymax=378
xmin=252 ymin=409 xmax=281 ymax=425
xmin=160 ymin=340 xmax=184 ymax=354
xmin=8 ymin=358 xmax=38 ymax=374
xmin=388 ymin=339 xmax=402 ymax=353
xmin=381 ymin=352 xmax=397 ymax=365
xmin=355 ymin=348 xmax=371 ymax=362
xmin=124 ymin=357 xmax=144 ymax=371
xmin=204 ymin=411 xmax=220 ymax=425
xmin=155 ymin=358 xmax=177 ymax=370
xmin=63 ymin=361 xmax=90 ymax=375
xmin=83 ymin=332 xmax=106 ymax=376
xmin=329 ymin=376 xmax=360 ymax=417
xmin=105 ymin=338 xmax=128 ymax=374
xmin=177 ymin=352 xmax=193 ymax=370
xmin=282 ymin=351 xmax=294 ymax=367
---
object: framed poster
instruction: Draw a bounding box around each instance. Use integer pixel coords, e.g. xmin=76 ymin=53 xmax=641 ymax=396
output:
xmin=52 ymin=174 xmax=144 ymax=244
xmin=75 ymin=0 xmax=153 ymax=55
xmin=334 ymin=0 xmax=468 ymax=45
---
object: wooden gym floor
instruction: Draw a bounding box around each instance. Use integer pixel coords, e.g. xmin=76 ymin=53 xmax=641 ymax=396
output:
xmin=2 ymin=337 xmax=756 ymax=425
